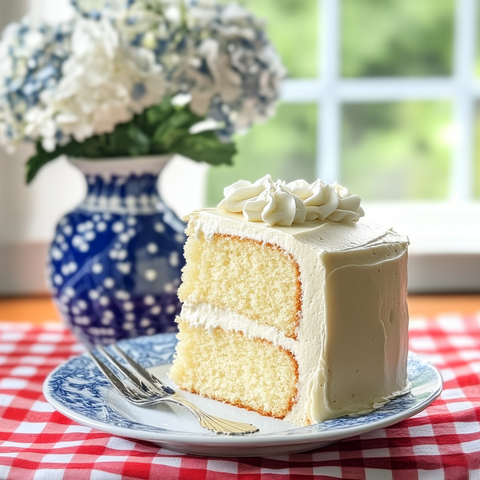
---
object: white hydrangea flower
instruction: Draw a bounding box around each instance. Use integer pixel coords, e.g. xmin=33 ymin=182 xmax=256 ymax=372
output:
xmin=0 ymin=19 xmax=72 ymax=150
xmin=24 ymin=17 xmax=165 ymax=151
xmin=116 ymin=0 xmax=285 ymax=141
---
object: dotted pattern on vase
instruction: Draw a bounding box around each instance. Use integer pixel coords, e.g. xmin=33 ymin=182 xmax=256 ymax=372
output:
xmin=48 ymin=171 xmax=186 ymax=347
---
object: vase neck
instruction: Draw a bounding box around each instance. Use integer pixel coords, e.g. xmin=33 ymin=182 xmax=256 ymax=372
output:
xmin=71 ymin=156 xmax=171 ymax=214
xmin=82 ymin=173 xmax=161 ymax=214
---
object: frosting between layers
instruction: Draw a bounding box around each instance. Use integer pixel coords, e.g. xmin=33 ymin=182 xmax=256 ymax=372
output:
xmin=180 ymin=303 xmax=297 ymax=354
xmin=180 ymin=208 xmax=410 ymax=425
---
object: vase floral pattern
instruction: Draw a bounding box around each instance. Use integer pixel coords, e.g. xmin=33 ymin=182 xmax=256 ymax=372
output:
xmin=48 ymin=156 xmax=185 ymax=347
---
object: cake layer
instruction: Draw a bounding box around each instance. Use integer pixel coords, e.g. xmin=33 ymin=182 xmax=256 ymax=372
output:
xmin=178 ymin=230 xmax=301 ymax=338
xmin=170 ymin=320 xmax=299 ymax=419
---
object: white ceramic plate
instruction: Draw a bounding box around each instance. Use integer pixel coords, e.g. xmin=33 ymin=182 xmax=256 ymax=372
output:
xmin=44 ymin=334 xmax=442 ymax=457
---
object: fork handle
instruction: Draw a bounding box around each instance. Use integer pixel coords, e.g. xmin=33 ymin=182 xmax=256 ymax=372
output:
xmin=159 ymin=395 xmax=259 ymax=435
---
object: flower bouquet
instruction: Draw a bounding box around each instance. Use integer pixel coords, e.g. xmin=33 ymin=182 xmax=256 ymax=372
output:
xmin=0 ymin=0 xmax=284 ymax=181
xmin=0 ymin=0 xmax=285 ymax=346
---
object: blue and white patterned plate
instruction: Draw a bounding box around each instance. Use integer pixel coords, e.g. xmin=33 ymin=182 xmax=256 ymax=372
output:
xmin=44 ymin=334 xmax=442 ymax=457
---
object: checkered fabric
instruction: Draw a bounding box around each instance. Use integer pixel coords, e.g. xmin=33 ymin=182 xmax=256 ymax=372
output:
xmin=0 ymin=316 xmax=479 ymax=480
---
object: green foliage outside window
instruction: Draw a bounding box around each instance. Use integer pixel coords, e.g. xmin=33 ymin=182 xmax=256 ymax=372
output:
xmin=342 ymin=0 xmax=454 ymax=77
xmin=342 ymin=102 xmax=452 ymax=200
xmin=473 ymin=103 xmax=480 ymax=198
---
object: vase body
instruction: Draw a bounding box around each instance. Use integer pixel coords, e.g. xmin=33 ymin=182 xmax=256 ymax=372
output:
xmin=48 ymin=156 xmax=185 ymax=347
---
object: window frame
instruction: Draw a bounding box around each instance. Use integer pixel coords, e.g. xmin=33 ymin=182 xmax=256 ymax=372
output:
xmin=281 ymin=0 xmax=478 ymax=198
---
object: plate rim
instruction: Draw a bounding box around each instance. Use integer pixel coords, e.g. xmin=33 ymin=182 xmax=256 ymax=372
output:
xmin=43 ymin=337 xmax=443 ymax=448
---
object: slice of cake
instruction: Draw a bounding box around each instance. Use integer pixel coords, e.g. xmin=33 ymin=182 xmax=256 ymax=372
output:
xmin=169 ymin=176 xmax=410 ymax=426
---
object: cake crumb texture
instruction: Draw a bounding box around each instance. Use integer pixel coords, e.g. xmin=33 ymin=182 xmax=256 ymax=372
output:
xmin=178 ymin=231 xmax=301 ymax=338
xmin=170 ymin=320 xmax=299 ymax=419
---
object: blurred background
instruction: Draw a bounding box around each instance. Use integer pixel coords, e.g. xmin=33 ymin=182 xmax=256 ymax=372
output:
xmin=1 ymin=0 xmax=480 ymax=295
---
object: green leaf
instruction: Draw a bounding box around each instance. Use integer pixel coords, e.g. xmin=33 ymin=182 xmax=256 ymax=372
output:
xmin=173 ymin=131 xmax=236 ymax=166
xmin=151 ymin=122 xmax=172 ymax=150
xmin=126 ymin=124 xmax=151 ymax=156
xmin=143 ymin=97 xmax=174 ymax=132
xmin=26 ymin=95 xmax=237 ymax=183
xmin=167 ymin=110 xmax=199 ymax=128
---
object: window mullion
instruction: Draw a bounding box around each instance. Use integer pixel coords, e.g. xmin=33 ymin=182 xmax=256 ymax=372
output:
xmin=339 ymin=78 xmax=454 ymax=102
xmin=452 ymin=0 xmax=478 ymax=201
xmin=280 ymin=79 xmax=322 ymax=103
xmin=318 ymin=0 xmax=341 ymax=184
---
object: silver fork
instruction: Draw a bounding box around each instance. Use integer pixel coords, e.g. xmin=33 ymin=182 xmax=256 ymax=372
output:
xmin=87 ymin=344 xmax=259 ymax=435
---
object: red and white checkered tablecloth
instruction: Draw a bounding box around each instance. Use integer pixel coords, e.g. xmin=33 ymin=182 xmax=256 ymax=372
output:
xmin=0 ymin=316 xmax=479 ymax=480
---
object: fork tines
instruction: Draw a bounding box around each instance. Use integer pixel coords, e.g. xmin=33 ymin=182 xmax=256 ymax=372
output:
xmin=87 ymin=344 xmax=260 ymax=435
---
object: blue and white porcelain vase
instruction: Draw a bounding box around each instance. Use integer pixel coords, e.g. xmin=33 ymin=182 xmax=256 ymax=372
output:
xmin=48 ymin=156 xmax=186 ymax=347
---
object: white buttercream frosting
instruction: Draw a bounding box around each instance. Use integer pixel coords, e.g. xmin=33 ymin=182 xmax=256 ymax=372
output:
xmin=217 ymin=175 xmax=364 ymax=226
xmin=178 ymin=207 xmax=411 ymax=426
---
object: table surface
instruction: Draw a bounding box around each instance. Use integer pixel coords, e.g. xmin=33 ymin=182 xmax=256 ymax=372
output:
xmin=1 ymin=294 xmax=480 ymax=323
xmin=1 ymin=296 xmax=479 ymax=479
xmin=1 ymin=315 xmax=479 ymax=479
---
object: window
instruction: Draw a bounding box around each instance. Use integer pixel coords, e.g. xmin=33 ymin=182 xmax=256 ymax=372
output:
xmin=1 ymin=0 xmax=479 ymax=294
xmin=208 ymin=0 xmax=480 ymax=292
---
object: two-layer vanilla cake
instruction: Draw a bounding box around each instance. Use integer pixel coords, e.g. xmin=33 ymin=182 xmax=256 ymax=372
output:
xmin=169 ymin=176 xmax=410 ymax=426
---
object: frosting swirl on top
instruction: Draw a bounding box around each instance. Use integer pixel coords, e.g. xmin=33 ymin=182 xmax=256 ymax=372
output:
xmin=218 ymin=175 xmax=364 ymax=226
